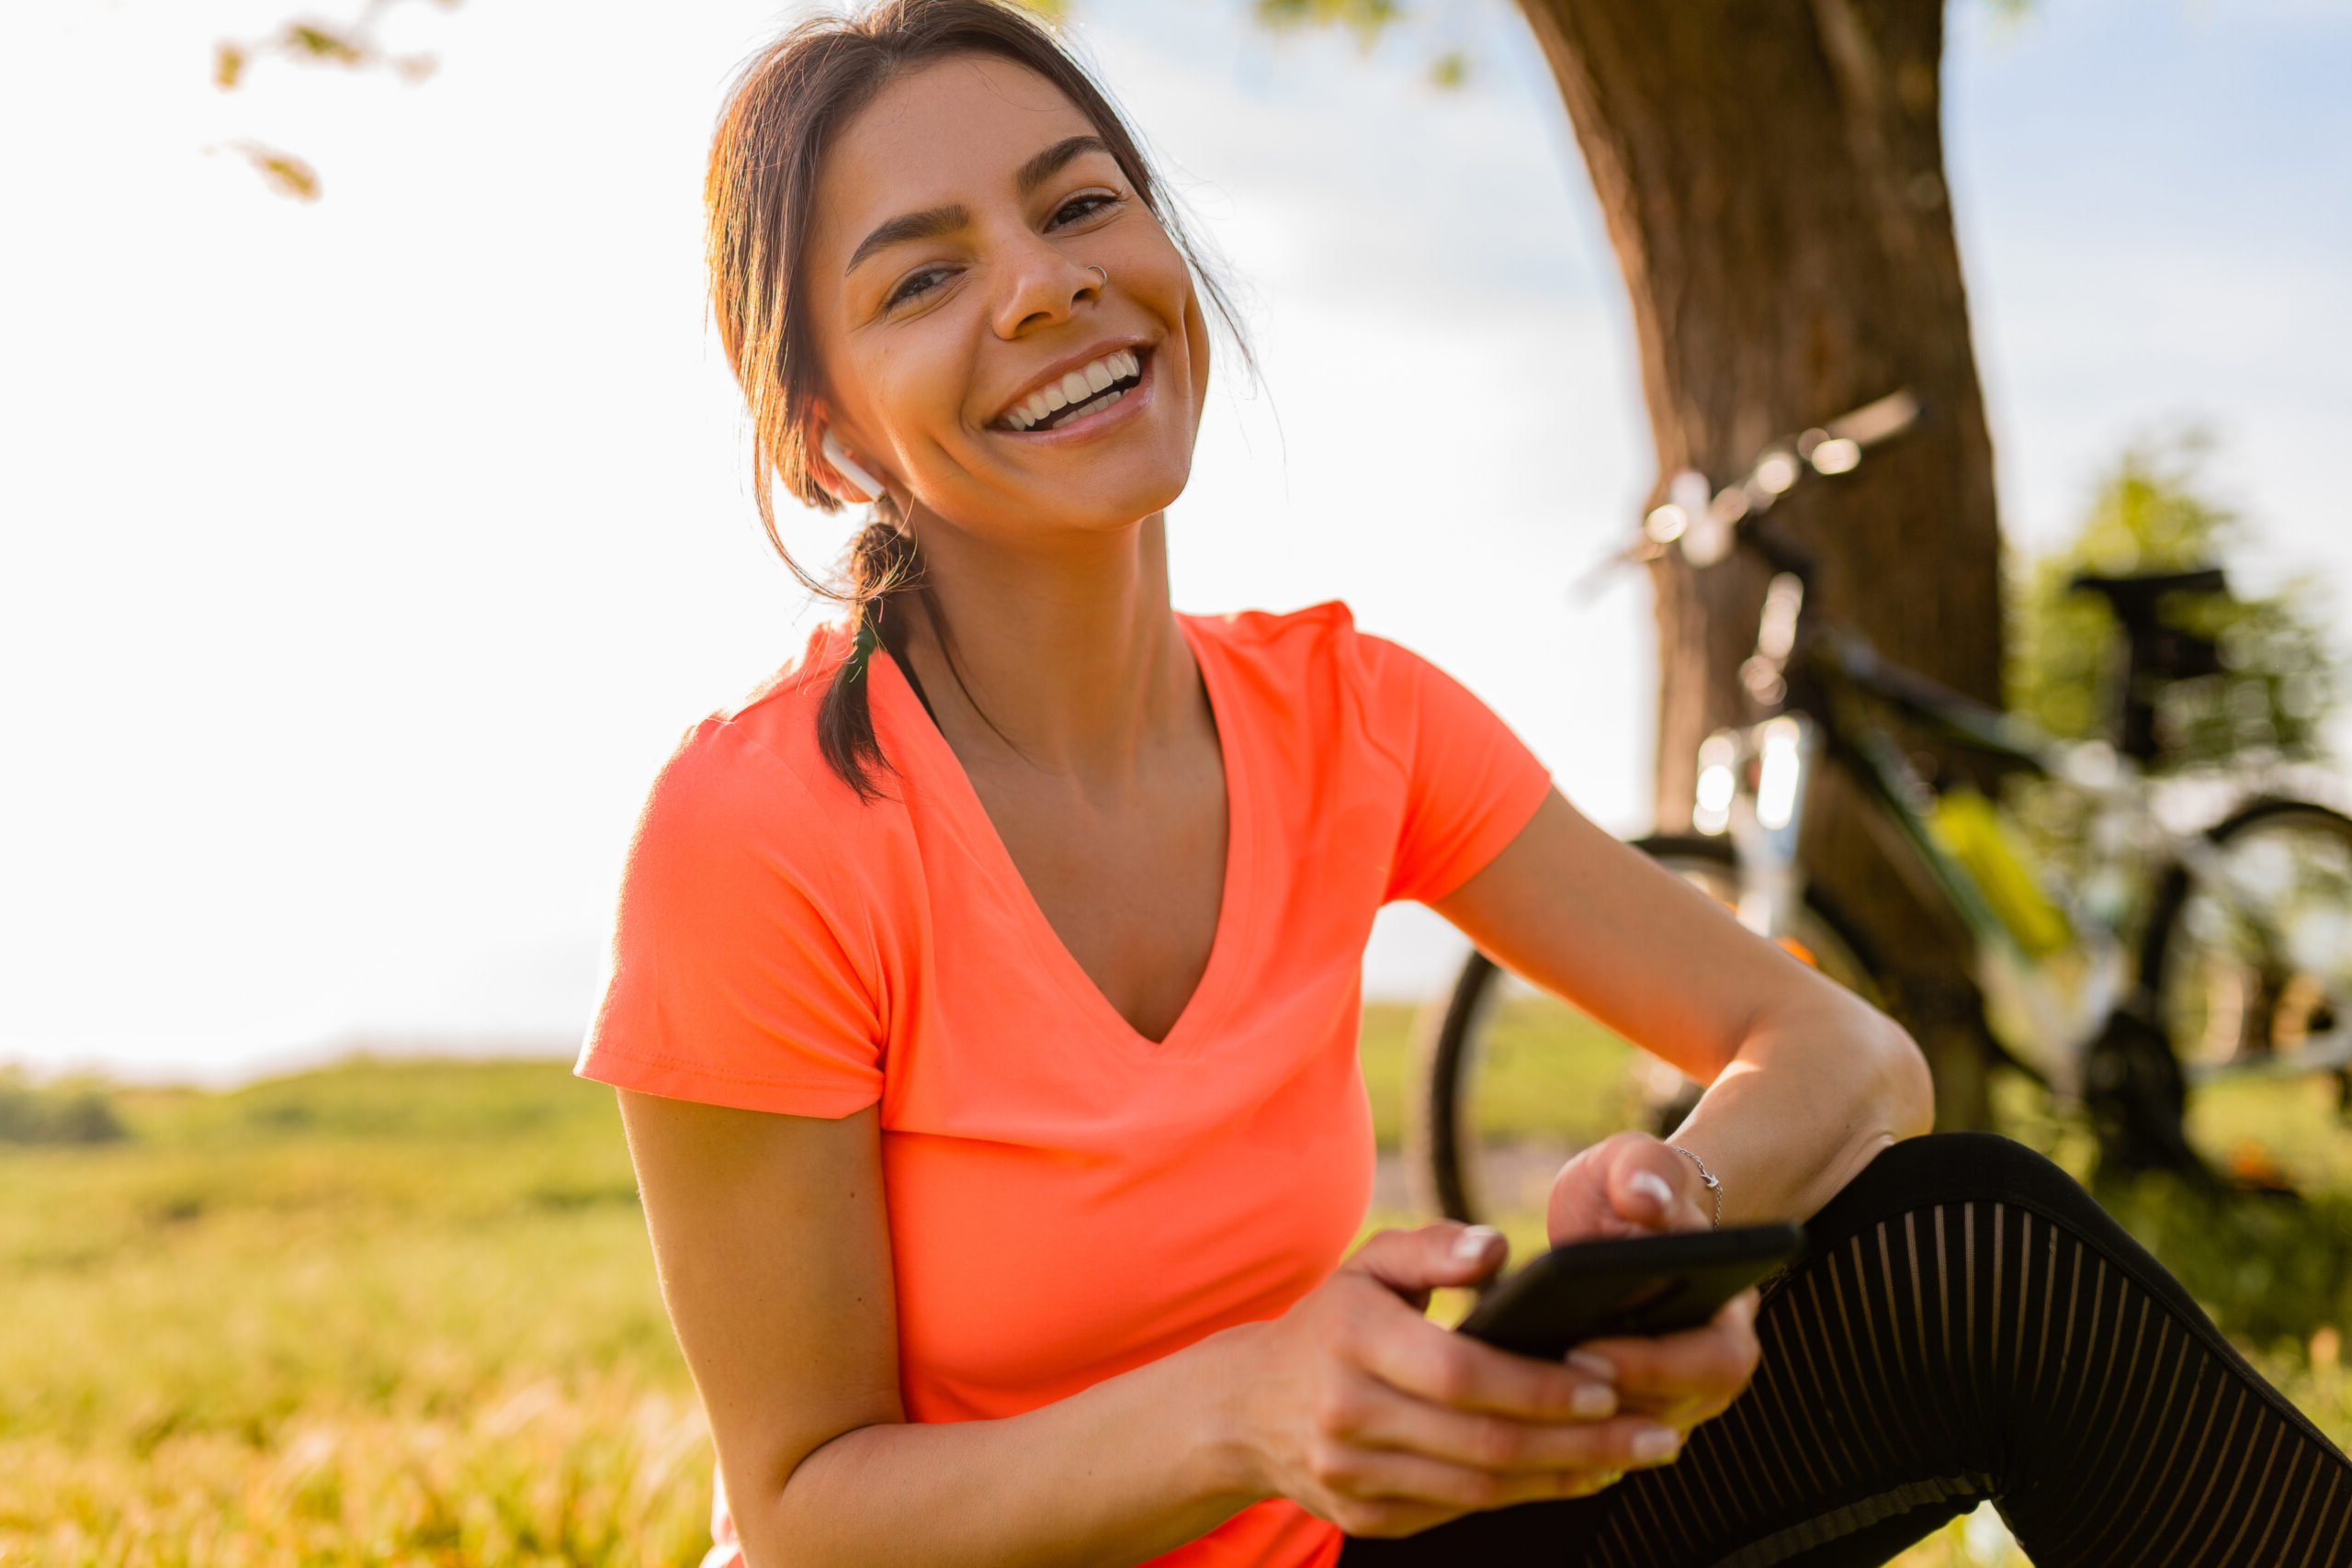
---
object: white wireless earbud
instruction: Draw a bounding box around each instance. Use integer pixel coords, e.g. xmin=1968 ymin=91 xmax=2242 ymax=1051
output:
xmin=820 ymin=428 xmax=885 ymax=504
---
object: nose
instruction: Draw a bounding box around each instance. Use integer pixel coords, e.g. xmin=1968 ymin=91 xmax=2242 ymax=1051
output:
xmin=990 ymin=232 xmax=1103 ymax=339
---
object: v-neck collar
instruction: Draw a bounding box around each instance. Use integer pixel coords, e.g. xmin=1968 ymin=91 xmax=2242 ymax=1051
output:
xmin=870 ymin=615 xmax=1253 ymax=1060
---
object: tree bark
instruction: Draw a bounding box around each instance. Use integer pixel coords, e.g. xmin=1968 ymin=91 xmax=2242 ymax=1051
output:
xmin=1517 ymin=0 xmax=2001 ymax=1128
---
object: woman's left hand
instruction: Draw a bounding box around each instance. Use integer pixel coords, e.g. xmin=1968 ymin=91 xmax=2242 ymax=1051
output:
xmin=1544 ymin=1131 xmax=1762 ymax=1432
xmin=1546 ymin=1130 xmax=1716 ymax=1243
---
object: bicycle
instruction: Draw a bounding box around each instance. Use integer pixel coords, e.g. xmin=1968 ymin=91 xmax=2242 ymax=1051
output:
xmin=1411 ymin=393 xmax=2352 ymax=1224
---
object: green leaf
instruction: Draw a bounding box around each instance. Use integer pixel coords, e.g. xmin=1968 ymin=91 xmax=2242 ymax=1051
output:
xmin=1254 ymin=0 xmax=1407 ymax=48
xmin=2007 ymin=431 xmax=2339 ymax=772
xmin=281 ymin=24 xmax=368 ymax=67
xmin=231 ymin=141 xmax=323 ymax=203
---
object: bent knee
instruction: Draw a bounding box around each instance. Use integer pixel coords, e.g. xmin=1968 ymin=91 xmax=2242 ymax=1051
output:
xmin=1805 ymin=1133 xmax=2100 ymax=1247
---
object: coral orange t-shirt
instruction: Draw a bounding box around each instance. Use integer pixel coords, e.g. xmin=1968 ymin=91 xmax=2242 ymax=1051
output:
xmin=577 ymin=602 xmax=1552 ymax=1568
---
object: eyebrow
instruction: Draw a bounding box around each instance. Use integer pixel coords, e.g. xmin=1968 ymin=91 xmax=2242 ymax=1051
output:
xmin=845 ymin=203 xmax=971 ymax=276
xmin=842 ymin=137 xmax=1115 ymax=277
xmin=1015 ymin=134 xmax=1112 ymax=196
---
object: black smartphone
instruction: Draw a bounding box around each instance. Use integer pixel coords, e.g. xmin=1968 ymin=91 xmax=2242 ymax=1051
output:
xmin=1454 ymin=1223 xmax=1804 ymax=1360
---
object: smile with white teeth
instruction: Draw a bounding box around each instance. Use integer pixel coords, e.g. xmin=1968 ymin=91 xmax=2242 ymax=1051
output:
xmin=1001 ymin=348 xmax=1144 ymax=432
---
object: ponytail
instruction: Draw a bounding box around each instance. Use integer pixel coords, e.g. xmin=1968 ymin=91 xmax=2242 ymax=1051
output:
xmin=818 ymin=500 xmax=923 ymax=801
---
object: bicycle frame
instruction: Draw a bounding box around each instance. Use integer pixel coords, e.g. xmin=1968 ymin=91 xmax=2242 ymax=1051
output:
xmin=1695 ymin=540 xmax=2352 ymax=1098
xmin=1570 ymin=390 xmax=2352 ymax=1173
xmin=1693 ymin=582 xmax=2127 ymax=1095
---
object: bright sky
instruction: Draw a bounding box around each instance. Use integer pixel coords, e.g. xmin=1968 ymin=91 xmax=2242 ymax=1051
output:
xmin=4 ymin=0 xmax=2347 ymax=1081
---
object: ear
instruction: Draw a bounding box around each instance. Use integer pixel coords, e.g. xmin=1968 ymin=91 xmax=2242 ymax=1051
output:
xmin=816 ymin=425 xmax=884 ymax=505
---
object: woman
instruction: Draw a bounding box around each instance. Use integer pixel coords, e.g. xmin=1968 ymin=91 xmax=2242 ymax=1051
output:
xmin=580 ymin=4 xmax=2349 ymax=1564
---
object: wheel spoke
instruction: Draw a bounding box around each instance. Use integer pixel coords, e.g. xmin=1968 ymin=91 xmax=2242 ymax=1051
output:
xmin=2152 ymin=803 xmax=2352 ymax=1182
xmin=1414 ymin=838 xmax=1881 ymax=1225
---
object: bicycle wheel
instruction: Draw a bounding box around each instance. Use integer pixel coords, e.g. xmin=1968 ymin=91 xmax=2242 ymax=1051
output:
xmin=1408 ymin=835 xmax=1879 ymax=1225
xmin=2136 ymin=797 xmax=2352 ymax=1184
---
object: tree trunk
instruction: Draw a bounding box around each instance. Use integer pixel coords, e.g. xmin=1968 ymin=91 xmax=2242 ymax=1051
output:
xmin=1517 ymin=0 xmax=2001 ymax=1128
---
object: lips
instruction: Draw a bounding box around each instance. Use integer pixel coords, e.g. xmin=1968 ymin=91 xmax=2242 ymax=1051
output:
xmin=996 ymin=347 xmax=1146 ymax=432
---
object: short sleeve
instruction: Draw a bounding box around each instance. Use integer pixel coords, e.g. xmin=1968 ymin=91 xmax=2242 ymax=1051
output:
xmin=1368 ymin=638 xmax=1555 ymax=905
xmin=575 ymin=722 xmax=885 ymax=1119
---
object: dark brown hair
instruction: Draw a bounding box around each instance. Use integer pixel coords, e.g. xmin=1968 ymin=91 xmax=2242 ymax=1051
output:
xmin=706 ymin=0 xmax=1244 ymax=798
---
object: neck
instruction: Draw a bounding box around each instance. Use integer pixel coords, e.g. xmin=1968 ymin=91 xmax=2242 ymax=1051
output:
xmin=894 ymin=510 xmax=1198 ymax=782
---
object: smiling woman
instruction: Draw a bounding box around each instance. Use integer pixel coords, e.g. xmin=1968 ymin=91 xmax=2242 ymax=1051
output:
xmin=702 ymin=4 xmax=1246 ymax=802
xmin=576 ymin=5 xmax=2347 ymax=1568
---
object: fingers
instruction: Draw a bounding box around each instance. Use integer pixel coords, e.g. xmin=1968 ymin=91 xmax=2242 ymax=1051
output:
xmin=1302 ymin=1444 xmax=1629 ymax=1537
xmin=1577 ymin=1290 xmax=1762 ymax=1425
xmin=1544 ymin=1144 xmax=1627 ymax=1246
xmin=1330 ymin=1375 xmax=1689 ymax=1475
xmin=1346 ymin=1223 xmax=1508 ymax=1306
xmin=1601 ymin=1135 xmax=1713 ymax=1234
xmin=1353 ymin=1303 xmax=1611 ymax=1422
xmin=1547 ymin=1133 xmax=1712 ymax=1246
xmin=1262 ymin=1242 xmax=1731 ymax=1536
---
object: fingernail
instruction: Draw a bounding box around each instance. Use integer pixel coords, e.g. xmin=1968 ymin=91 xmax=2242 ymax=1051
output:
xmin=1452 ymin=1224 xmax=1502 ymax=1264
xmin=1566 ymin=1349 xmax=1618 ymax=1382
xmin=1631 ymin=1426 xmax=1681 ymax=1464
xmin=1629 ymin=1171 xmax=1675 ymax=1213
xmin=1570 ymin=1382 xmax=1616 ymax=1419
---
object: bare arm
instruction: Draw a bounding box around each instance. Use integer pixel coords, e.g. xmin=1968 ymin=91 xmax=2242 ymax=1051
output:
xmin=618 ymin=1091 xmax=1701 ymax=1568
xmin=1432 ymin=789 xmax=1935 ymax=1231
xmin=619 ymin=1095 xmax=1245 ymax=1567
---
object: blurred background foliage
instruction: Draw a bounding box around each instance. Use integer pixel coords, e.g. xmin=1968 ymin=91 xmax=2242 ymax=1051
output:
xmin=1252 ymin=0 xmax=1406 ymax=43
xmin=0 ymin=1061 xmax=695 ymax=1566
xmin=210 ymin=0 xmax=464 ymax=199
xmin=1247 ymin=0 xmax=1467 ymax=85
xmin=0 ymin=1069 xmax=128 ymax=1146
xmin=2007 ymin=431 xmax=2338 ymax=769
xmin=209 ymin=0 xmax=1467 ymax=200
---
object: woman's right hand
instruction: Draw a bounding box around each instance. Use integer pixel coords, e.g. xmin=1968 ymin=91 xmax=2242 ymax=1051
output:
xmin=1217 ymin=1223 xmax=1700 ymax=1540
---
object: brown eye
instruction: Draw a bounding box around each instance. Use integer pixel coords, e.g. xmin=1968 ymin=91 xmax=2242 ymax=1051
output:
xmin=887 ymin=265 xmax=953 ymax=308
xmin=1049 ymin=192 xmax=1120 ymax=229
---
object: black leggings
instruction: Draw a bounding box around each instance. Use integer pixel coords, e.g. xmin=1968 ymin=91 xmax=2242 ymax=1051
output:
xmin=1341 ymin=1134 xmax=2351 ymax=1567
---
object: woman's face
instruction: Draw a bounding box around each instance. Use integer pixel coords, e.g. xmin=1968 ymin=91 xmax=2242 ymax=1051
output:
xmin=803 ymin=54 xmax=1212 ymax=543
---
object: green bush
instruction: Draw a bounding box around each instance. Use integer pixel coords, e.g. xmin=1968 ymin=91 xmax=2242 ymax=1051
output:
xmin=0 ymin=1069 xmax=127 ymax=1145
xmin=2007 ymin=430 xmax=2337 ymax=768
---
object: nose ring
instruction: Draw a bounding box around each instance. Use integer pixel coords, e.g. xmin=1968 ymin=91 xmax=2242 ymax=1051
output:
xmin=1084 ymin=264 xmax=1108 ymax=289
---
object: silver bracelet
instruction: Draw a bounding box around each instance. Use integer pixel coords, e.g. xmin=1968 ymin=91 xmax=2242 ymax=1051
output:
xmin=1665 ymin=1144 xmax=1722 ymax=1228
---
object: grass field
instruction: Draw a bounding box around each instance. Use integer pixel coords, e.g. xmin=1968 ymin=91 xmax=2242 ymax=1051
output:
xmin=0 ymin=1062 xmax=703 ymax=1566
xmin=6 ymin=1010 xmax=2352 ymax=1566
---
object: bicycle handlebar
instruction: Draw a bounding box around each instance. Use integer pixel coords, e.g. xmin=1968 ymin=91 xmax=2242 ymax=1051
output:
xmin=1580 ymin=389 xmax=1921 ymax=591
